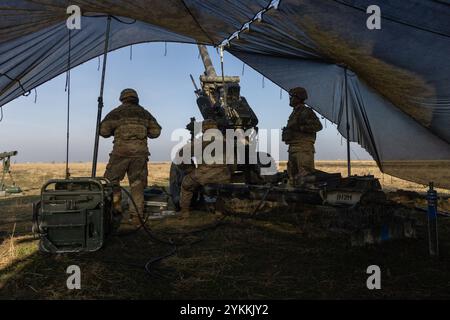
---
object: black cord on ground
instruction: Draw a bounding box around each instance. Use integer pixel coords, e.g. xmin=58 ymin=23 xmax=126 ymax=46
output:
xmin=144 ymin=245 xmax=177 ymax=277
xmin=113 ymin=210 xmax=150 ymax=237
xmin=119 ymin=187 xmax=231 ymax=277
xmin=119 ymin=187 xmax=178 ymax=277
xmin=160 ymin=215 xmax=226 ymax=236
xmin=121 ymin=186 xmax=224 ymax=244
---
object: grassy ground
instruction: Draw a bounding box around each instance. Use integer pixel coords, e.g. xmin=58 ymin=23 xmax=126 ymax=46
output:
xmin=7 ymin=161 xmax=450 ymax=198
xmin=1 ymin=162 xmax=450 ymax=299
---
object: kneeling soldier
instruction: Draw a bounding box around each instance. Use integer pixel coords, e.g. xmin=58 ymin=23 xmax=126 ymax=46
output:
xmin=179 ymin=119 xmax=232 ymax=218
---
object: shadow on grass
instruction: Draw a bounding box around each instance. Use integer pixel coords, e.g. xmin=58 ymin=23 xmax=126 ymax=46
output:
xmin=1 ymin=211 xmax=450 ymax=300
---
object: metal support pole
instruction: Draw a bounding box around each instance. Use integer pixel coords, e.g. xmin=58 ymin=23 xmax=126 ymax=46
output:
xmin=427 ymin=182 xmax=439 ymax=257
xmin=344 ymin=67 xmax=351 ymax=177
xmin=65 ymin=29 xmax=72 ymax=179
xmin=220 ymin=46 xmax=227 ymax=108
xmin=92 ymin=16 xmax=112 ymax=178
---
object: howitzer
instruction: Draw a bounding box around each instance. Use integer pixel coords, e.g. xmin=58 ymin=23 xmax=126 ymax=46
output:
xmin=191 ymin=45 xmax=258 ymax=131
xmin=170 ymin=46 xmax=276 ymax=209
xmin=0 ymin=151 xmax=21 ymax=194
xmin=190 ymin=74 xmax=201 ymax=98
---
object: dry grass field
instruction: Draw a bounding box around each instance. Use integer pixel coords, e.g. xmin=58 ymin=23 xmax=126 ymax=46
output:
xmin=1 ymin=161 xmax=450 ymax=299
xmin=5 ymin=160 xmax=450 ymax=198
xmin=3 ymin=162 xmax=171 ymax=197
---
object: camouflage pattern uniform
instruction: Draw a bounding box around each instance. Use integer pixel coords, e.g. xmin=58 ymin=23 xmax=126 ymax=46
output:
xmin=282 ymin=87 xmax=323 ymax=186
xmin=100 ymin=89 xmax=161 ymax=217
xmin=179 ymin=120 xmax=231 ymax=216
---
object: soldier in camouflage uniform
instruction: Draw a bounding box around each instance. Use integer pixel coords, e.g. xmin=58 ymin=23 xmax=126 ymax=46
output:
xmin=179 ymin=119 xmax=232 ymax=218
xmin=282 ymin=87 xmax=323 ymax=187
xmin=100 ymin=89 xmax=162 ymax=220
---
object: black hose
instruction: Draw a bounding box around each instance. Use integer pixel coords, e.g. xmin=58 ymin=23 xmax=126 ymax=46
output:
xmin=160 ymin=215 xmax=226 ymax=236
xmin=118 ymin=186 xmax=232 ymax=277
xmin=144 ymin=246 xmax=177 ymax=277
xmin=119 ymin=187 xmax=178 ymax=277
xmin=113 ymin=205 xmax=149 ymax=237
xmin=120 ymin=187 xmax=174 ymax=245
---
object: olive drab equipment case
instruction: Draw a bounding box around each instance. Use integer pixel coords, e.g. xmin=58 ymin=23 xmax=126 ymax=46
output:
xmin=32 ymin=178 xmax=115 ymax=253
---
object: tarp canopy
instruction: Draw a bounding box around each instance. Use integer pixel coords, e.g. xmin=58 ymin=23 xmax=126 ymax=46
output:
xmin=1 ymin=0 xmax=449 ymax=188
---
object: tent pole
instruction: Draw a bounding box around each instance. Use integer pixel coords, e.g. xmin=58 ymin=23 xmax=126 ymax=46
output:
xmin=92 ymin=15 xmax=112 ymax=178
xmin=344 ymin=67 xmax=351 ymax=177
xmin=65 ymin=29 xmax=72 ymax=179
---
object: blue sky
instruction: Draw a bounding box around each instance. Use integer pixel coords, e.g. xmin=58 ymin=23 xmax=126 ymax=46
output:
xmin=0 ymin=43 xmax=372 ymax=163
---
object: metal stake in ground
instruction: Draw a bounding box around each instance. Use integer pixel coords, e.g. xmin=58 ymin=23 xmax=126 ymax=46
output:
xmin=427 ymin=182 xmax=439 ymax=257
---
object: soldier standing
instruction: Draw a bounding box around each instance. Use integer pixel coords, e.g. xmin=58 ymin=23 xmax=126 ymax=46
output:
xmin=100 ymin=89 xmax=161 ymax=221
xmin=282 ymin=87 xmax=323 ymax=186
xmin=179 ymin=119 xmax=232 ymax=218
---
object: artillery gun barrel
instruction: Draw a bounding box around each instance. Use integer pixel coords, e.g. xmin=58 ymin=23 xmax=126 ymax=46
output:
xmin=190 ymin=74 xmax=200 ymax=97
xmin=198 ymin=45 xmax=217 ymax=77
xmin=0 ymin=151 xmax=18 ymax=159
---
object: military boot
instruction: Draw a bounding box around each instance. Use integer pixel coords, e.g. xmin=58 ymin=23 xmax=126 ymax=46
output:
xmin=113 ymin=190 xmax=123 ymax=214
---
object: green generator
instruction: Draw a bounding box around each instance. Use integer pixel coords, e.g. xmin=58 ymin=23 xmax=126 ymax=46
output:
xmin=33 ymin=178 xmax=115 ymax=253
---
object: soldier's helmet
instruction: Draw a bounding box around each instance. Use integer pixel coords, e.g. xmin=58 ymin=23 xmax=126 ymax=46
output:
xmin=202 ymin=119 xmax=218 ymax=132
xmin=120 ymin=88 xmax=139 ymax=103
xmin=289 ymin=87 xmax=308 ymax=102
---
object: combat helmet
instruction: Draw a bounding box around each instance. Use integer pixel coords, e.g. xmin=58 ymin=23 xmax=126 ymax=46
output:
xmin=120 ymin=88 xmax=139 ymax=103
xmin=289 ymin=87 xmax=308 ymax=102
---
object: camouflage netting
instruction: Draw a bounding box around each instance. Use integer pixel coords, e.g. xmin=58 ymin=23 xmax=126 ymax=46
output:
xmin=0 ymin=0 xmax=449 ymax=188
